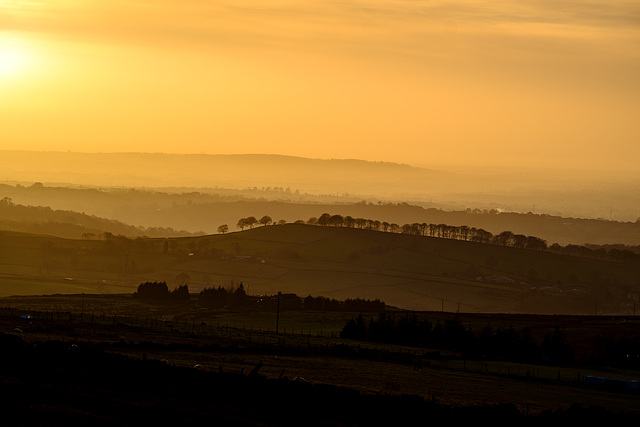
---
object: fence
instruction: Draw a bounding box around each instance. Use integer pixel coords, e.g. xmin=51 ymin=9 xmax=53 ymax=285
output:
xmin=1 ymin=306 xmax=633 ymax=391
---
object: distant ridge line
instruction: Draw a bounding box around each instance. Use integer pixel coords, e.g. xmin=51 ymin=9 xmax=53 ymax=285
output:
xmin=0 ymin=150 xmax=427 ymax=171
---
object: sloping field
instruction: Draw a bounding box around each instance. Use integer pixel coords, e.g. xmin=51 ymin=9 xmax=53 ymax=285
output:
xmin=1 ymin=225 xmax=638 ymax=314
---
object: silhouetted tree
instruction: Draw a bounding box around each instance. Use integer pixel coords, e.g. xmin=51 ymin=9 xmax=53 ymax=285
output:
xmin=526 ymin=236 xmax=548 ymax=251
xmin=170 ymin=284 xmax=190 ymax=301
xmin=512 ymin=234 xmax=528 ymax=249
xmin=199 ymin=286 xmax=229 ymax=308
xmin=259 ymin=215 xmax=273 ymax=226
xmin=330 ymin=214 xmax=344 ymax=227
xmin=354 ymin=218 xmax=367 ymax=229
xmin=340 ymin=314 xmax=367 ymax=340
xmin=459 ymin=225 xmax=470 ymax=241
xmin=345 ymin=216 xmax=356 ymax=228
xmin=317 ymin=213 xmax=331 ymax=226
xmin=303 ymin=295 xmax=321 ymax=310
xmin=471 ymin=228 xmax=493 ymax=243
xmin=235 ymin=282 xmax=246 ymax=296
xmin=135 ymin=281 xmax=169 ymax=300
xmin=494 ymin=231 xmax=514 ymax=246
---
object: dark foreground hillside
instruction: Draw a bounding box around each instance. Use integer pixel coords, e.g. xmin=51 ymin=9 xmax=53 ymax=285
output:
xmin=0 ymin=332 xmax=635 ymax=426
xmin=1 ymin=295 xmax=640 ymax=423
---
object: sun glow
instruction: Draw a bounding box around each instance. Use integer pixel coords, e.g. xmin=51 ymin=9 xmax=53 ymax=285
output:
xmin=0 ymin=36 xmax=33 ymax=81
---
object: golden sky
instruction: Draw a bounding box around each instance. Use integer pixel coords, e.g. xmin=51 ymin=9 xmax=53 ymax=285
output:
xmin=1 ymin=0 xmax=639 ymax=171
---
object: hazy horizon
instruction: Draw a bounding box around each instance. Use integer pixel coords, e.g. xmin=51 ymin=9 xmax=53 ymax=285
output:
xmin=2 ymin=1 xmax=639 ymax=172
xmin=1 ymin=150 xmax=639 ymax=223
xmin=3 ymin=147 xmax=640 ymax=178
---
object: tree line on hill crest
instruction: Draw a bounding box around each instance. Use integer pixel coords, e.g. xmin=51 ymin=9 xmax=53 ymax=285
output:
xmin=229 ymin=213 xmax=640 ymax=264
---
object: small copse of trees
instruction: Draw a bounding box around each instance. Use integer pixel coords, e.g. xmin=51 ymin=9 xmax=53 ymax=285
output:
xmin=199 ymin=283 xmax=249 ymax=309
xmin=340 ymin=314 xmax=576 ymax=364
xmin=134 ymin=281 xmax=190 ymax=302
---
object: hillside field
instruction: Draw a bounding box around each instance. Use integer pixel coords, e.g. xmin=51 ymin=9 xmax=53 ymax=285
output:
xmin=1 ymin=224 xmax=638 ymax=314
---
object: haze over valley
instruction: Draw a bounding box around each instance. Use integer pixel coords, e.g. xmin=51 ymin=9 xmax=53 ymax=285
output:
xmin=1 ymin=151 xmax=639 ymax=316
xmin=2 ymin=150 xmax=639 ymax=225
xmin=1 ymin=0 xmax=639 ymax=422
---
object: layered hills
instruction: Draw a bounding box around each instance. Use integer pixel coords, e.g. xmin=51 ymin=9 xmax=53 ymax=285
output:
xmin=1 ymin=223 xmax=638 ymax=315
xmin=2 ymin=150 xmax=639 ymax=223
xmin=1 ymin=151 xmax=639 ymax=315
xmin=2 ymin=184 xmax=640 ymax=245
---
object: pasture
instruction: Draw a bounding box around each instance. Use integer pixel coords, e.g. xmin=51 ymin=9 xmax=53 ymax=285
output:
xmin=1 ymin=293 xmax=639 ymax=416
xmin=1 ymin=225 xmax=638 ymax=314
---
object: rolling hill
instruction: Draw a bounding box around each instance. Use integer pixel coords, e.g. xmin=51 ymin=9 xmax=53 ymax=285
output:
xmin=2 ymin=183 xmax=640 ymax=245
xmin=0 ymin=195 xmax=200 ymax=239
xmin=2 ymin=150 xmax=639 ymax=224
xmin=1 ymin=224 xmax=638 ymax=315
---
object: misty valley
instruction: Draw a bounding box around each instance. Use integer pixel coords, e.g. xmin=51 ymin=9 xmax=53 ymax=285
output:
xmin=1 ymin=170 xmax=639 ymax=425
xmin=3 ymin=0 xmax=639 ymax=421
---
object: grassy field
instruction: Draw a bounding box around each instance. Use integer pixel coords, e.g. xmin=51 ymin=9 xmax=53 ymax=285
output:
xmin=1 ymin=293 xmax=639 ymax=417
xmin=1 ymin=224 xmax=639 ymax=314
